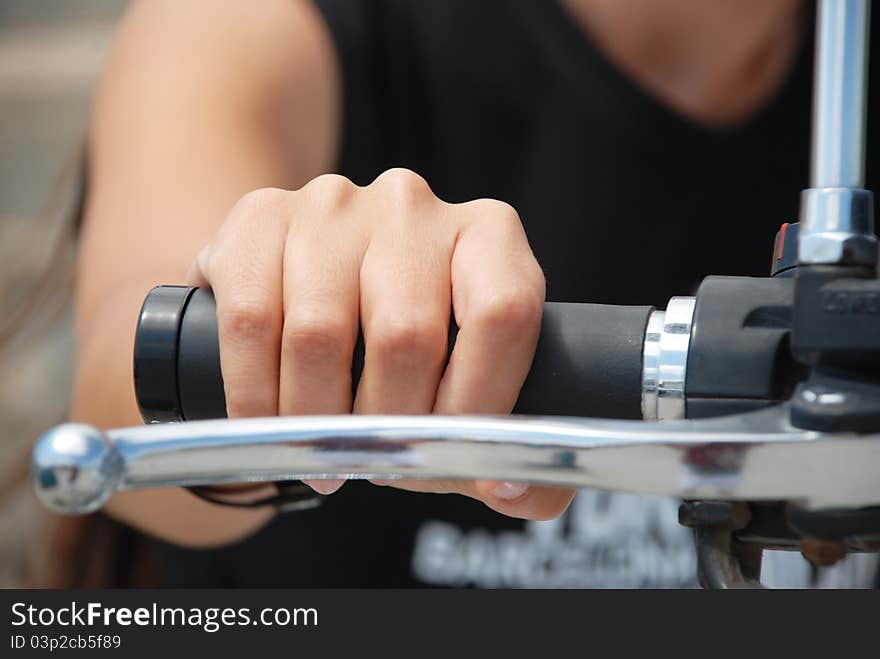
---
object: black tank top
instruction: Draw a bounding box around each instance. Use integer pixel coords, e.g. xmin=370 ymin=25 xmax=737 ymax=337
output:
xmin=158 ymin=0 xmax=880 ymax=588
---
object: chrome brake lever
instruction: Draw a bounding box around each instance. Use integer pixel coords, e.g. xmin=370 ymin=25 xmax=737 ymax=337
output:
xmin=31 ymin=404 xmax=880 ymax=515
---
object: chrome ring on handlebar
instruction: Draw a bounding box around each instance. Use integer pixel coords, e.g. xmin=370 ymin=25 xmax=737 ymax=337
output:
xmin=641 ymin=296 xmax=695 ymax=421
xmin=640 ymin=309 xmax=664 ymax=420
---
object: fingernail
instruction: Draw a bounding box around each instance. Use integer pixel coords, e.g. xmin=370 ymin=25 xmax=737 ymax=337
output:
xmin=490 ymin=481 xmax=530 ymax=501
xmin=304 ymin=479 xmax=345 ymax=495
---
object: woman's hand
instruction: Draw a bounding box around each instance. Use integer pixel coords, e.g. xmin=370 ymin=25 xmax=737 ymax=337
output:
xmin=188 ymin=168 xmax=575 ymax=520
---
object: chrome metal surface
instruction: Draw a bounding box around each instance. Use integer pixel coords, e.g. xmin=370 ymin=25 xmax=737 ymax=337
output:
xmin=31 ymin=423 xmax=123 ymax=515
xmin=799 ymin=0 xmax=877 ymax=266
xmin=810 ymin=0 xmax=870 ymax=189
xmin=799 ymin=187 xmax=877 ymax=265
xmin=640 ymin=309 xmax=665 ymax=420
xmin=32 ymin=405 xmax=880 ymax=515
xmin=654 ymin=297 xmax=695 ymax=421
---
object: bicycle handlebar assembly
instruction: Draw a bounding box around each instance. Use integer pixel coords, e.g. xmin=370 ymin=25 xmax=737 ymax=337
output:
xmin=29 ymin=0 xmax=880 ymax=589
xmin=131 ymin=272 xmax=805 ymax=425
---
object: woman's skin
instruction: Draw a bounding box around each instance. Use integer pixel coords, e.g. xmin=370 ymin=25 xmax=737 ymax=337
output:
xmin=73 ymin=0 xmax=803 ymax=547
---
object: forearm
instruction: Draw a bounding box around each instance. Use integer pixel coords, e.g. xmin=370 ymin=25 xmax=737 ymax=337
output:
xmin=69 ymin=0 xmax=339 ymax=547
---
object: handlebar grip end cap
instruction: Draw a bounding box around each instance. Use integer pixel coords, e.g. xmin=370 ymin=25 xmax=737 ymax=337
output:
xmin=134 ymin=285 xmax=196 ymax=423
xmin=31 ymin=423 xmax=122 ymax=515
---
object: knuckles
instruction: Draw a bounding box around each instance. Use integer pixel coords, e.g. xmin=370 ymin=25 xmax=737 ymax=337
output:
xmin=282 ymin=314 xmax=354 ymax=368
xmin=367 ymin=314 xmax=449 ymax=370
xmin=230 ymin=187 xmax=292 ymax=220
xmin=218 ymin=300 xmax=280 ymax=345
xmin=469 ymin=279 xmax=545 ymax=336
xmin=228 ymin=177 xmax=359 ymax=231
xmin=370 ymin=168 xmax=435 ymax=205
xmin=301 ymin=173 xmax=357 ymax=210
xmin=466 ymin=197 xmax=521 ymax=225
xmin=227 ymin=170 xmax=444 ymax=239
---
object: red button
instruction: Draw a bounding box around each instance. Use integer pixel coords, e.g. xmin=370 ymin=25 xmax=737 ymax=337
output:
xmin=776 ymin=222 xmax=790 ymax=261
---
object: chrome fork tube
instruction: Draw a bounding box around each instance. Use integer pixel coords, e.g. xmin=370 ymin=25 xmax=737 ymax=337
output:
xmin=799 ymin=0 xmax=877 ymax=266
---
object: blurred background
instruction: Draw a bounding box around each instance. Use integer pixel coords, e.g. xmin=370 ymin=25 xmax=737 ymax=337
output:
xmin=0 ymin=0 xmax=126 ymax=587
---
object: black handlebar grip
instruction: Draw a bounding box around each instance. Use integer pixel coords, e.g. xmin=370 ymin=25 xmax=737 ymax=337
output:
xmin=134 ymin=286 xmax=653 ymax=422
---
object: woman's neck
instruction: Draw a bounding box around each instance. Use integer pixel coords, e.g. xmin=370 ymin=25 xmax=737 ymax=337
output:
xmin=561 ymin=0 xmax=806 ymax=126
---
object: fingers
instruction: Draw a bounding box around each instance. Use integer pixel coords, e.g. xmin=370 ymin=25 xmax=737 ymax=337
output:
xmin=279 ymin=176 xmax=365 ymax=495
xmin=353 ymin=169 xmax=451 ymax=414
xmin=432 ymin=199 xmax=574 ymax=520
xmin=193 ymin=175 xmax=573 ymax=520
xmin=279 ymin=176 xmax=362 ymax=416
xmin=472 ymin=481 xmax=577 ymax=520
xmin=434 ymin=199 xmax=545 ymax=415
xmin=189 ymin=188 xmax=289 ymax=419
